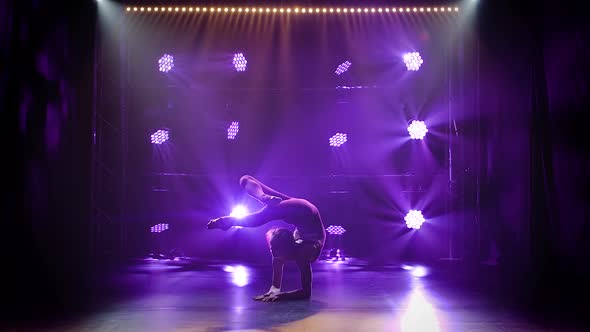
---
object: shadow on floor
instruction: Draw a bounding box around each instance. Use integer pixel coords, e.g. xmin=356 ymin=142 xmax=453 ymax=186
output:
xmin=205 ymin=300 xmax=326 ymax=332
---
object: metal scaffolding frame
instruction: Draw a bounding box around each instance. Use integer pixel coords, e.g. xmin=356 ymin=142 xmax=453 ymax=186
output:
xmin=89 ymin=8 xmax=478 ymax=262
xmin=90 ymin=13 xmax=129 ymax=262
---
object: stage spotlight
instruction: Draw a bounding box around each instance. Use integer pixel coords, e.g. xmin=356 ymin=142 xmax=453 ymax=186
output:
xmin=325 ymin=226 xmax=346 ymax=262
xmin=151 ymin=129 xmax=169 ymax=144
xmin=158 ymin=53 xmax=174 ymax=73
xmin=329 ymin=133 xmax=348 ymax=147
xmin=232 ymin=52 xmax=247 ymax=72
xmin=230 ymin=205 xmax=248 ymax=229
xmin=230 ymin=205 xmax=248 ymax=219
xmin=326 ymin=225 xmax=347 ymax=235
xmin=150 ymin=223 xmax=169 ymax=233
xmin=404 ymin=210 xmax=425 ymax=230
xmin=403 ymin=52 xmax=423 ymax=71
xmin=227 ymin=121 xmax=239 ymax=140
xmin=407 ymin=120 xmax=428 ymax=140
xmin=335 ymin=60 xmax=352 ymax=75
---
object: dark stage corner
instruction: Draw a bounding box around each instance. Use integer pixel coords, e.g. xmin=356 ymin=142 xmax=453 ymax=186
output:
xmin=2 ymin=0 xmax=589 ymax=331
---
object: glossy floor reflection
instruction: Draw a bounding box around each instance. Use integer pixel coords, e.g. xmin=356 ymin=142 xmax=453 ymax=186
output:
xmin=14 ymin=258 xmax=588 ymax=331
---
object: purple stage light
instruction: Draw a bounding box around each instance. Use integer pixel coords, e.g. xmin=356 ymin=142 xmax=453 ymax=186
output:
xmin=150 ymin=129 xmax=169 ymax=144
xmin=227 ymin=121 xmax=239 ymax=140
xmin=403 ymin=52 xmax=423 ymax=71
xmin=407 ymin=120 xmax=428 ymax=140
xmin=329 ymin=133 xmax=348 ymax=147
xmin=326 ymin=225 xmax=347 ymax=235
xmin=230 ymin=205 xmax=248 ymax=219
xmin=404 ymin=210 xmax=425 ymax=230
xmin=335 ymin=61 xmax=352 ymax=75
xmin=232 ymin=53 xmax=247 ymax=72
xmin=230 ymin=205 xmax=248 ymax=229
xmin=150 ymin=223 xmax=169 ymax=233
xmin=158 ymin=53 xmax=174 ymax=73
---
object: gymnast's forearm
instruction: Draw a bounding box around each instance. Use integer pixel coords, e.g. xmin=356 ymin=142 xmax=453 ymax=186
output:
xmin=271 ymin=258 xmax=284 ymax=290
xmin=278 ymin=288 xmax=311 ymax=300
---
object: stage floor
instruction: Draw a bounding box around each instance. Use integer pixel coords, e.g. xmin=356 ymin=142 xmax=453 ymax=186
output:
xmin=10 ymin=258 xmax=588 ymax=331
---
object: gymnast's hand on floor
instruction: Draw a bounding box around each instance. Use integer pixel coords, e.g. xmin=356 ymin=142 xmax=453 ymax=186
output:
xmin=253 ymin=292 xmax=281 ymax=302
xmin=260 ymin=293 xmax=281 ymax=302
xmin=206 ymin=216 xmax=233 ymax=231
xmin=253 ymin=287 xmax=281 ymax=301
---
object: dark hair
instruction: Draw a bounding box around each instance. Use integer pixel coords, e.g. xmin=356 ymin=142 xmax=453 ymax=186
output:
xmin=265 ymin=228 xmax=295 ymax=256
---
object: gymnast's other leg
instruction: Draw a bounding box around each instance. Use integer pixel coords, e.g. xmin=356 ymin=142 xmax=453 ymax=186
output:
xmin=239 ymin=175 xmax=291 ymax=206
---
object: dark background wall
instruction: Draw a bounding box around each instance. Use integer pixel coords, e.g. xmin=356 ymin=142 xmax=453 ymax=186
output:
xmin=475 ymin=0 xmax=590 ymax=311
xmin=2 ymin=0 xmax=97 ymax=321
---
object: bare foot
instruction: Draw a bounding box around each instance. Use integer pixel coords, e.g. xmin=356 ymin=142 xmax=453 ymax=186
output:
xmin=207 ymin=217 xmax=232 ymax=231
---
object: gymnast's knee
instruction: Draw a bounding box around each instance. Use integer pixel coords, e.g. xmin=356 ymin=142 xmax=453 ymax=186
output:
xmin=239 ymin=175 xmax=255 ymax=188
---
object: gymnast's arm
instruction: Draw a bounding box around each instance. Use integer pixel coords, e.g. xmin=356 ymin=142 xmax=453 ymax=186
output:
xmin=277 ymin=259 xmax=312 ymax=300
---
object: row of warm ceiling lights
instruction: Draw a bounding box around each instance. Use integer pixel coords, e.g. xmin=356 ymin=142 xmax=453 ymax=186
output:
xmin=125 ymin=7 xmax=460 ymax=14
